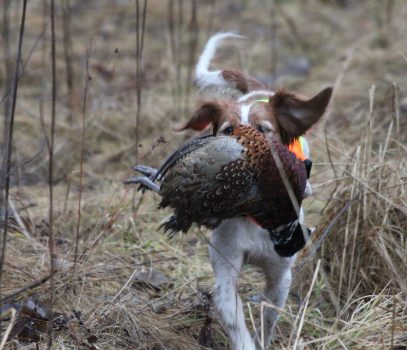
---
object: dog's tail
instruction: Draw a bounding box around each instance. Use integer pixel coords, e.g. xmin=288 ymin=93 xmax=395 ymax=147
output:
xmin=195 ymin=32 xmax=242 ymax=81
xmin=195 ymin=32 xmax=267 ymax=98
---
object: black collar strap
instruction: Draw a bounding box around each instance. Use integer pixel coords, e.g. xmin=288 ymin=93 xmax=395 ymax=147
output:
xmin=303 ymin=159 xmax=312 ymax=179
xmin=271 ymin=220 xmax=312 ymax=257
xmin=269 ymin=220 xmax=299 ymax=246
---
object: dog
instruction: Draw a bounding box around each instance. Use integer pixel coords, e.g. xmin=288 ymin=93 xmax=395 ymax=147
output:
xmin=175 ymin=32 xmax=332 ymax=349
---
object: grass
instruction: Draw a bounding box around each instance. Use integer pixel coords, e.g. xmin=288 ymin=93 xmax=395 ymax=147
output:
xmin=1 ymin=0 xmax=406 ymax=349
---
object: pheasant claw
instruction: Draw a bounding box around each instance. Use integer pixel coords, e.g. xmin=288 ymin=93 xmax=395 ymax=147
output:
xmin=124 ymin=176 xmax=161 ymax=193
xmin=133 ymin=165 xmax=159 ymax=178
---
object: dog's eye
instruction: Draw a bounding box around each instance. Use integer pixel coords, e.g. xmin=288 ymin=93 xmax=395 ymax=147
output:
xmin=257 ymin=125 xmax=265 ymax=133
xmin=257 ymin=123 xmax=273 ymax=133
xmin=223 ymin=126 xmax=234 ymax=135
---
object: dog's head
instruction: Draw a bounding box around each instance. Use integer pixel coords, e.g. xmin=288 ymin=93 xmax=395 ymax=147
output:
xmin=177 ymin=87 xmax=332 ymax=146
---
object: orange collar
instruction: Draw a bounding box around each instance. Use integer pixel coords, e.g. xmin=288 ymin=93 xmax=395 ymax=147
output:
xmin=255 ymin=98 xmax=306 ymax=162
xmin=288 ymin=137 xmax=306 ymax=161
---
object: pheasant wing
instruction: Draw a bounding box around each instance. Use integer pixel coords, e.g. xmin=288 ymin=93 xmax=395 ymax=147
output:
xmin=159 ymin=136 xmax=260 ymax=233
xmin=153 ymin=134 xmax=214 ymax=181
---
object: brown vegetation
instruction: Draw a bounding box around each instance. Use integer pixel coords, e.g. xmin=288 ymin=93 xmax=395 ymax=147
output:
xmin=0 ymin=0 xmax=406 ymax=349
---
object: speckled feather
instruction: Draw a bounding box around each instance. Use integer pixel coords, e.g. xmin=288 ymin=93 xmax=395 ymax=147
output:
xmin=157 ymin=125 xmax=307 ymax=236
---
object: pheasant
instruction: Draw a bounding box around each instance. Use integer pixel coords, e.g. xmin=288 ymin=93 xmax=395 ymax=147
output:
xmin=126 ymin=124 xmax=311 ymax=257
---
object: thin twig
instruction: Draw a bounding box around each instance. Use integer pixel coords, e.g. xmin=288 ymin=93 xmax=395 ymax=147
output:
xmin=168 ymin=0 xmax=183 ymax=115
xmin=7 ymin=197 xmax=31 ymax=240
xmin=0 ymin=306 xmax=16 ymax=350
xmin=320 ymin=47 xmax=355 ymax=216
xmin=247 ymin=302 xmax=261 ymax=347
xmin=274 ymin=2 xmax=308 ymax=51
xmin=132 ymin=0 xmax=147 ymax=214
xmin=291 ymin=259 xmax=321 ymax=349
xmin=196 ymin=229 xmax=239 ymax=274
xmin=0 ymin=138 xmax=47 ymax=190
xmin=205 ymin=0 xmax=216 ymax=39
xmin=390 ymin=290 xmax=396 ymax=349
xmin=61 ymin=0 xmax=74 ymax=124
xmin=0 ymin=0 xmax=27 ymax=338
xmin=47 ymin=0 xmax=57 ymax=347
xmin=392 ymin=82 xmax=401 ymax=162
xmin=184 ymin=0 xmax=198 ymax=114
xmin=269 ymin=0 xmax=278 ymax=78
xmin=343 ymin=168 xmax=407 ymax=215
xmin=0 ymin=0 xmax=12 ymax=224
xmin=1 ymin=0 xmax=12 ymax=144
xmin=78 ymin=190 xmax=130 ymax=264
xmin=294 ymin=200 xmax=353 ymax=276
xmin=176 ymin=0 xmax=184 ymax=116
xmin=134 ymin=0 xmax=147 ymax=164
xmin=74 ymin=42 xmax=92 ymax=267
xmin=1 ymin=273 xmax=54 ymax=303
xmin=135 ymin=277 xmax=196 ymax=314
xmin=0 ymin=21 xmax=49 ymax=106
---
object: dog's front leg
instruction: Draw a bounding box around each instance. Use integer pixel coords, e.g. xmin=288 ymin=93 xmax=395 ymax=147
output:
xmin=209 ymin=221 xmax=256 ymax=350
xmin=260 ymin=253 xmax=295 ymax=348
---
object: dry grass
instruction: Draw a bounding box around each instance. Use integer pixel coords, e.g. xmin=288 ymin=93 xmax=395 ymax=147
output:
xmin=1 ymin=0 xmax=406 ymax=349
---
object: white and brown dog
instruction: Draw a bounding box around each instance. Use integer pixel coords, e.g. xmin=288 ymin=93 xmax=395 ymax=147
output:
xmin=177 ymin=32 xmax=332 ymax=350
xmin=131 ymin=33 xmax=331 ymax=349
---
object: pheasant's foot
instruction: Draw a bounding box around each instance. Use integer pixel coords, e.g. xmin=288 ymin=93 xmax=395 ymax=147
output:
xmin=124 ymin=176 xmax=160 ymax=192
xmin=133 ymin=164 xmax=158 ymax=178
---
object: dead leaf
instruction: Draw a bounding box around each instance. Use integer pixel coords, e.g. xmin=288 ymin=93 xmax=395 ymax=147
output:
xmin=197 ymin=315 xmax=215 ymax=349
xmin=7 ymin=298 xmax=49 ymax=343
xmin=3 ymin=298 xmax=68 ymax=344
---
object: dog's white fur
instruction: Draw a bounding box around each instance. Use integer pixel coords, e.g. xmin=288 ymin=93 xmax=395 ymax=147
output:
xmin=237 ymin=90 xmax=275 ymax=103
xmin=195 ymin=32 xmax=243 ymax=94
xmin=196 ymin=33 xmax=311 ymax=350
xmin=239 ymin=103 xmax=253 ymax=124
xmin=210 ymin=220 xmax=297 ymax=350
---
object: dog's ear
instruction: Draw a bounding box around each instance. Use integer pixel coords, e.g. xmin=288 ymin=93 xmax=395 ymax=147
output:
xmin=175 ymin=101 xmax=224 ymax=135
xmin=269 ymin=87 xmax=332 ymax=145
